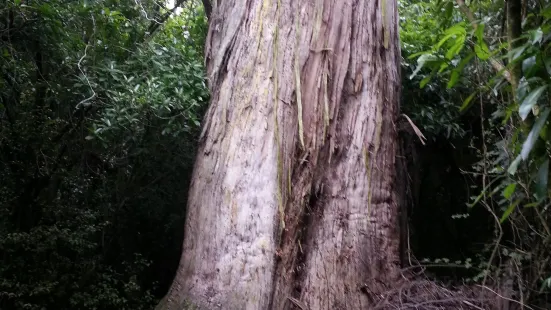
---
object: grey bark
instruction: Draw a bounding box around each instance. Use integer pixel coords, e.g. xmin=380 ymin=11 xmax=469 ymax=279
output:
xmin=160 ymin=1 xmax=401 ymax=309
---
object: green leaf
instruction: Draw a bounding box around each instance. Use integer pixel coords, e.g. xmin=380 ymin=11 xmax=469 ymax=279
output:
xmin=500 ymin=199 xmax=521 ymax=223
xmin=508 ymin=155 xmax=522 ymax=175
xmin=535 ymin=159 xmax=549 ymax=201
xmin=532 ymin=28 xmax=543 ymax=45
xmin=456 ymin=52 xmax=475 ymax=70
xmin=407 ymin=51 xmax=429 ymax=60
xmin=544 ymin=57 xmax=551 ymax=76
xmin=445 ymin=23 xmax=467 ymax=36
xmin=510 ymin=45 xmax=527 ymax=61
xmin=521 ymin=108 xmax=550 ymax=160
xmin=524 ymin=201 xmax=541 ymax=208
xmin=459 ymin=92 xmax=477 ymax=112
xmin=542 ymin=6 xmax=551 ymax=19
xmin=409 ymin=54 xmax=438 ymax=79
xmin=436 ymin=33 xmax=456 ymax=49
xmin=540 ymin=277 xmax=551 ymax=293
xmin=522 ymin=56 xmax=537 ymax=76
xmin=420 ymin=75 xmax=432 ymax=88
xmin=503 ymin=183 xmax=517 ymax=199
xmin=438 ymin=62 xmax=449 ymax=73
xmin=474 ymin=42 xmax=491 ymax=60
xmin=446 ymin=37 xmax=466 ymax=60
xmin=38 ymin=4 xmax=55 ymax=17
xmin=474 ymin=23 xmax=485 ymax=43
xmin=447 ymin=71 xmax=460 ymax=89
xmin=519 ymin=85 xmax=547 ymax=120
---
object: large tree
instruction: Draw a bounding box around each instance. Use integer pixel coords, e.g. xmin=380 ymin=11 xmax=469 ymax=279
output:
xmin=159 ymin=0 xmax=401 ymax=308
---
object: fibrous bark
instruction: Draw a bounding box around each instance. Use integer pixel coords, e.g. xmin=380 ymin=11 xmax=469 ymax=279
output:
xmin=160 ymin=0 xmax=401 ymax=309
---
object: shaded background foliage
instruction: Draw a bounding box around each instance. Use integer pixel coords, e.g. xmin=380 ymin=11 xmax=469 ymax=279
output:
xmin=1 ymin=0 xmax=551 ymax=309
xmin=402 ymin=0 xmax=551 ymax=307
xmin=0 ymin=0 xmax=207 ymax=309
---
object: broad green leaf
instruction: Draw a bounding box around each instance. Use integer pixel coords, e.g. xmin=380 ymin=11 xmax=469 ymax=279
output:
xmin=508 ymin=155 xmax=522 ymax=175
xmin=407 ymin=51 xmax=430 ymax=60
xmin=444 ymin=23 xmax=467 ymax=36
xmin=420 ymin=75 xmax=432 ymax=88
xmin=519 ymin=85 xmax=547 ymax=120
xmin=444 ymin=2 xmax=454 ymax=21
xmin=535 ymin=159 xmax=549 ymax=201
xmin=510 ymin=45 xmax=527 ymax=61
xmin=409 ymin=54 xmax=438 ymax=79
xmin=544 ymin=57 xmax=551 ymax=76
xmin=521 ymin=108 xmax=550 ymax=160
xmin=540 ymin=277 xmax=551 ymax=293
xmin=38 ymin=4 xmax=56 ymax=17
xmin=456 ymin=52 xmax=475 ymax=70
xmin=447 ymin=71 xmax=460 ymax=89
xmin=436 ymin=34 xmax=456 ymax=49
xmin=532 ymin=28 xmax=544 ymax=45
xmin=459 ymin=92 xmax=477 ymax=112
xmin=522 ymin=56 xmax=537 ymax=77
xmin=524 ymin=201 xmax=541 ymax=208
xmin=500 ymin=199 xmax=521 ymax=223
xmin=474 ymin=23 xmax=485 ymax=43
xmin=446 ymin=37 xmax=466 ymax=60
xmin=438 ymin=62 xmax=449 ymax=73
xmin=474 ymin=42 xmax=491 ymax=60
xmin=542 ymin=6 xmax=551 ymax=19
xmin=503 ymin=183 xmax=517 ymax=199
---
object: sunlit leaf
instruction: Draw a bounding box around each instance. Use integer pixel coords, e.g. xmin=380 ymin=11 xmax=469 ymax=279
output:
xmin=519 ymin=85 xmax=547 ymax=120
xmin=542 ymin=6 xmax=551 ymax=19
xmin=410 ymin=54 xmax=438 ymax=79
xmin=532 ymin=28 xmax=544 ymax=45
xmin=447 ymin=71 xmax=460 ymax=89
xmin=474 ymin=42 xmax=491 ymax=60
xmin=475 ymin=23 xmax=485 ymax=43
xmin=420 ymin=75 xmax=432 ymax=88
xmin=503 ymin=183 xmax=517 ymax=199
xmin=508 ymin=155 xmax=522 ymax=175
xmin=510 ymin=45 xmax=527 ymax=61
xmin=500 ymin=199 xmax=521 ymax=223
xmin=522 ymin=56 xmax=536 ymax=75
xmin=436 ymin=33 xmax=456 ymax=49
xmin=459 ymin=92 xmax=477 ymax=112
xmin=446 ymin=37 xmax=465 ymax=60
xmin=521 ymin=108 xmax=550 ymax=160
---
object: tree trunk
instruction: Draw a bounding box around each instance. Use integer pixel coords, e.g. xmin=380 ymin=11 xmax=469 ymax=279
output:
xmin=159 ymin=0 xmax=401 ymax=309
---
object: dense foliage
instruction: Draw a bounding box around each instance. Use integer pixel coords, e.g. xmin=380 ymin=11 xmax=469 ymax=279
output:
xmin=402 ymin=0 xmax=551 ymax=307
xmin=0 ymin=1 xmax=208 ymax=309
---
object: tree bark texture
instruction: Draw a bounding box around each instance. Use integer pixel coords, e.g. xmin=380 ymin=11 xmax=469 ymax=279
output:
xmin=161 ymin=0 xmax=401 ymax=309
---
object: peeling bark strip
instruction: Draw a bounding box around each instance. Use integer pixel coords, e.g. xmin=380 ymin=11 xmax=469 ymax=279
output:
xmin=160 ymin=0 xmax=401 ymax=309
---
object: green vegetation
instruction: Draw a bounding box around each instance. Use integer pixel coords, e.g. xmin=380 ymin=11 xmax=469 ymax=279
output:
xmin=1 ymin=0 xmax=551 ymax=308
xmin=0 ymin=1 xmax=207 ymax=309
xmin=401 ymin=0 xmax=551 ymax=307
